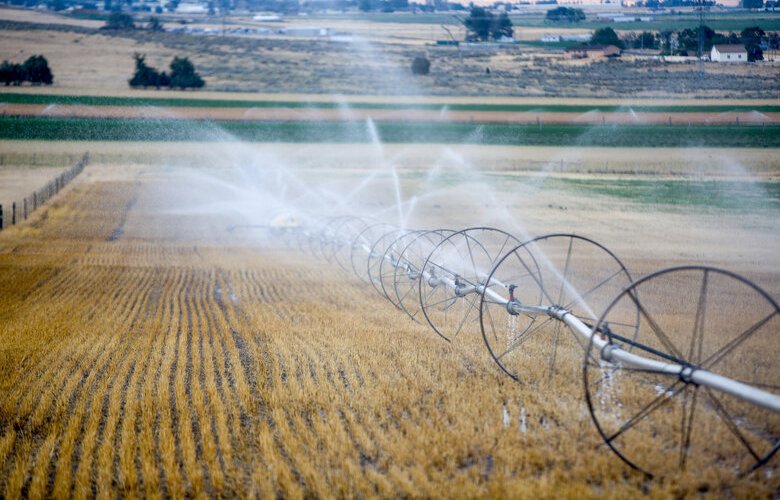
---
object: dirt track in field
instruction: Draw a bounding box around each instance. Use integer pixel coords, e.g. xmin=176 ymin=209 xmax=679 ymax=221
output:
xmin=3 ymin=103 xmax=778 ymax=125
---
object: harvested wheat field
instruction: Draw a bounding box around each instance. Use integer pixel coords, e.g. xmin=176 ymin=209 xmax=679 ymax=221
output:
xmin=0 ymin=156 xmax=778 ymax=497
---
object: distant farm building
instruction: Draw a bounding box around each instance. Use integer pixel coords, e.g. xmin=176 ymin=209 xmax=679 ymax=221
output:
xmin=279 ymin=27 xmax=334 ymax=37
xmin=540 ymin=34 xmax=591 ymax=43
xmin=711 ymin=44 xmax=747 ymax=63
xmin=596 ymin=13 xmax=653 ymax=22
xmin=175 ymin=2 xmax=207 ymax=13
xmin=565 ymin=45 xmax=621 ymax=59
xmin=253 ymin=14 xmax=283 ymax=22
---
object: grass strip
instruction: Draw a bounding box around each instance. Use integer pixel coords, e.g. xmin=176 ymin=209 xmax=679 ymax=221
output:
xmin=1 ymin=116 xmax=778 ymax=147
xmin=554 ymin=177 xmax=780 ymax=212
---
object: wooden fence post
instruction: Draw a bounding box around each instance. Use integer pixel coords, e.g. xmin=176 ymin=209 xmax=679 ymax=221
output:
xmin=12 ymin=202 xmax=16 ymax=225
xmin=23 ymin=198 xmax=27 ymax=220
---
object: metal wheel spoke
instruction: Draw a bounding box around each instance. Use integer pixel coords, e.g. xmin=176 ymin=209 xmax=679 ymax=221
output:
xmin=464 ymin=236 xmax=480 ymax=283
xmin=688 ymin=270 xmax=708 ymax=363
xmin=496 ymin=317 xmax=553 ymax=361
xmin=626 ymin=290 xmax=685 ymax=362
xmin=606 ymin=381 xmax=684 ymax=444
xmin=702 ymin=311 xmax=776 ymax=371
xmin=511 ymin=315 xmax=555 ymax=345
xmin=548 ymin=320 xmax=562 ymax=381
xmin=703 ymin=387 xmax=761 ymax=462
xmin=492 ymin=234 xmax=514 ymax=269
xmin=452 ymin=292 xmax=480 ymax=340
xmin=485 ymin=300 xmax=500 ymax=344
xmin=513 ymin=251 xmax=554 ymax=305
xmin=397 ymin=282 xmax=417 ymax=305
xmin=679 ymin=385 xmax=699 ymax=469
xmin=424 ymin=292 xmax=458 ymax=311
xmin=557 ymin=236 xmax=574 ymax=304
xmin=562 ymin=267 xmax=624 ymax=313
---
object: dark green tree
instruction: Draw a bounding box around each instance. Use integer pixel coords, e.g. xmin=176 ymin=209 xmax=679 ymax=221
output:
xmin=464 ymin=7 xmax=512 ymax=42
xmin=677 ymin=25 xmax=716 ymax=54
xmin=128 ymin=53 xmax=169 ymax=89
xmin=104 ymin=11 xmax=135 ymax=29
xmin=0 ymin=61 xmax=25 ymax=86
xmin=741 ymin=26 xmax=765 ymax=61
xmin=590 ymin=27 xmax=625 ymax=49
xmin=47 ymin=0 xmax=67 ymax=11
xmin=169 ymin=56 xmax=204 ymax=89
xmin=411 ymin=56 xmax=430 ymax=75
xmin=22 ymin=55 xmax=53 ymax=85
xmin=769 ymin=32 xmax=779 ymax=50
xmin=630 ymin=31 xmax=657 ymax=50
xmin=545 ymin=6 xmax=585 ymax=23
xmin=464 ymin=7 xmax=492 ymax=41
xmin=147 ymin=16 xmax=163 ymax=31
xmin=741 ymin=26 xmax=766 ymax=43
xmin=491 ymin=12 xmax=513 ymax=40
xmin=659 ymin=30 xmax=674 ymax=55
xmin=742 ymin=0 xmax=763 ymax=8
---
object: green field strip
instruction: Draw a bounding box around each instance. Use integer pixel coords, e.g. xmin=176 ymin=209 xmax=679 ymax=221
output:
xmin=1 ymin=116 xmax=778 ymax=147
xmin=1 ymin=93 xmax=778 ymax=114
xmin=554 ymin=177 xmax=780 ymax=212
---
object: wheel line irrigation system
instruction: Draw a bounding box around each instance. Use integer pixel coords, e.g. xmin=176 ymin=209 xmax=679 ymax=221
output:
xmin=272 ymin=215 xmax=779 ymax=479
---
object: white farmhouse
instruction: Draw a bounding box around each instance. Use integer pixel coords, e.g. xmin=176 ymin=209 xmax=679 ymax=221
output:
xmin=711 ymin=44 xmax=747 ymax=63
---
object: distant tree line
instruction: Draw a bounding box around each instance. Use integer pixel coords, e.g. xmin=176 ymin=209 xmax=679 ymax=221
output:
xmin=656 ymin=25 xmax=773 ymax=61
xmin=102 ymin=11 xmax=136 ymax=29
xmin=591 ymin=27 xmax=625 ymax=49
xmin=545 ymin=7 xmax=586 ymax=23
xmin=581 ymin=25 xmax=775 ymax=62
xmin=129 ymin=54 xmax=204 ymax=90
xmin=358 ymin=0 xmax=409 ymax=12
xmin=102 ymin=12 xmax=164 ymax=31
xmin=0 ymin=55 xmax=53 ymax=86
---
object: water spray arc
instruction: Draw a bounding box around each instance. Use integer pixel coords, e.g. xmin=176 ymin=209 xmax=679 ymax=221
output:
xmin=279 ymin=217 xmax=779 ymax=479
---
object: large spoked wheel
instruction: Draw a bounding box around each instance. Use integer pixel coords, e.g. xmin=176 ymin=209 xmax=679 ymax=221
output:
xmin=316 ymin=216 xmax=351 ymax=263
xmin=330 ymin=217 xmax=372 ymax=274
xmin=368 ymin=229 xmax=410 ymax=298
xmin=393 ymin=229 xmax=455 ymax=323
xmin=479 ymin=234 xmax=636 ymax=386
xmin=420 ymin=228 xmax=521 ymax=342
xmin=378 ymin=230 xmax=424 ymax=308
xmin=584 ymin=266 xmax=779 ymax=478
xmin=350 ymin=222 xmax=396 ymax=284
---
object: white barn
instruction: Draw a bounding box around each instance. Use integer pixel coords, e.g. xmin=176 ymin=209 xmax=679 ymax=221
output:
xmin=711 ymin=44 xmax=747 ymax=63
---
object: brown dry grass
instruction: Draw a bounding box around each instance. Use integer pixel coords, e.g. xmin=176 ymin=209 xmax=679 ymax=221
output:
xmin=0 ymin=5 xmax=102 ymax=28
xmin=0 ymin=29 xmax=190 ymax=91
